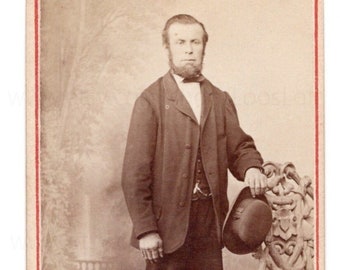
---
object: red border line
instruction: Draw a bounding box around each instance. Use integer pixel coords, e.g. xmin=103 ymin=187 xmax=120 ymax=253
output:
xmin=35 ymin=0 xmax=40 ymax=269
xmin=314 ymin=0 xmax=320 ymax=270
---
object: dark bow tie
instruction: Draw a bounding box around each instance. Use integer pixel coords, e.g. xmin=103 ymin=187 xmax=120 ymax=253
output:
xmin=182 ymin=75 xmax=205 ymax=83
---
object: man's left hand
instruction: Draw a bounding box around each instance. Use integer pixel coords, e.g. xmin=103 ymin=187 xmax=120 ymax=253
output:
xmin=244 ymin=167 xmax=267 ymax=198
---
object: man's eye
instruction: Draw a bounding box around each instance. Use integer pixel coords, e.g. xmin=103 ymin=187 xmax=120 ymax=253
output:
xmin=193 ymin=40 xmax=201 ymax=45
xmin=176 ymin=40 xmax=185 ymax=45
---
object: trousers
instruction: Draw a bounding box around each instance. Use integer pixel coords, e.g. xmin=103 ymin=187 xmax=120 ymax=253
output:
xmin=145 ymin=198 xmax=223 ymax=270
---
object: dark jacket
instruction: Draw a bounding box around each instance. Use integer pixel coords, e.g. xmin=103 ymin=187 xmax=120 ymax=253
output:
xmin=121 ymin=71 xmax=263 ymax=253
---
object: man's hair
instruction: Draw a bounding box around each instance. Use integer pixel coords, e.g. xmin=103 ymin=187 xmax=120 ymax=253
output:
xmin=162 ymin=14 xmax=209 ymax=49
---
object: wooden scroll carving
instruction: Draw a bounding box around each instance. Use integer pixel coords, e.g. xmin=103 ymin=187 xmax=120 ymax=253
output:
xmin=254 ymin=162 xmax=314 ymax=270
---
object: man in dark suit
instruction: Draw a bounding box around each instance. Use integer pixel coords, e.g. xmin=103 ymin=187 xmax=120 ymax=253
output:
xmin=121 ymin=14 xmax=267 ymax=270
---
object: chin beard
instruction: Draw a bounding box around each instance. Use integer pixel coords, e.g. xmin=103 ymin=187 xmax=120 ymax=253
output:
xmin=168 ymin=56 xmax=203 ymax=79
xmin=170 ymin=62 xmax=202 ymax=79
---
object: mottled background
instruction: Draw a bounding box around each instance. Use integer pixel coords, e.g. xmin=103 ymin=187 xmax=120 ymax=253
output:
xmin=40 ymin=0 xmax=315 ymax=269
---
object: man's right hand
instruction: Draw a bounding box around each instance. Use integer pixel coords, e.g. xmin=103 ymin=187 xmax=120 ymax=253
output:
xmin=139 ymin=232 xmax=164 ymax=264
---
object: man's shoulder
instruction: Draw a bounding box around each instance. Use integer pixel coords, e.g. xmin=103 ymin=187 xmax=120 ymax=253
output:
xmin=144 ymin=77 xmax=163 ymax=91
xmin=203 ymin=78 xmax=233 ymax=102
xmin=139 ymin=76 xmax=164 ymax=99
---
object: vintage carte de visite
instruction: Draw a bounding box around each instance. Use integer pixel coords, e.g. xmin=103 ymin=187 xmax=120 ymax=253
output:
xmin=26 ymin=0 xmax=324 ymax=269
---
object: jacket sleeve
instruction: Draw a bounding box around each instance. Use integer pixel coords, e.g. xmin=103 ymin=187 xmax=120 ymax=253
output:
xmin=121 ymin=94 xmax=158 ymax=239
xmin=224 ymin=92 xmax=263 ymax=180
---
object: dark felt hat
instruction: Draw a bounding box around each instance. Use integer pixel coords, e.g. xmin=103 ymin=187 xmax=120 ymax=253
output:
xmin=222 ymin=186 xmax=272 ymax=254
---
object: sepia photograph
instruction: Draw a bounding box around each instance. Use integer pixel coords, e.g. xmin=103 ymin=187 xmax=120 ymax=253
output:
xmin=26 ymin=0 xmax=324 ymax=269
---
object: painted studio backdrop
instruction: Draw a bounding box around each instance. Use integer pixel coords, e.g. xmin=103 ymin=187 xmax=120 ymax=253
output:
xmin=40 ymin=0 xmax=315 ymax=269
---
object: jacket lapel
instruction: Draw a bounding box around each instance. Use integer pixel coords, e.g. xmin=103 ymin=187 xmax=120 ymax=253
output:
xmin=162 ymin=71 xmax=198 ymax=124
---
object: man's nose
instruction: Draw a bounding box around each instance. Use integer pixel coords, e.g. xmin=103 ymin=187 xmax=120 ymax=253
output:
xmin=185 ymin=43 xmax=193 ymax=54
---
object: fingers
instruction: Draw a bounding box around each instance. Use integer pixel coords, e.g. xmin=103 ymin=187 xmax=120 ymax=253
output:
xmin=245 ymin=168 xmax=267 ymax=197
xmin=139 ymin=233 xmax=163 ymax=264
xmin=259 ymin=176 xmax=267 ymax=195
xmin=141 ymin=249 xmax=148 ymax=260
xmin=247 ymin=177 xmax=256 ymax=198
xmin=252 ymin=174 xmax=267 ymax=196
xmin=142 ymin=248 xmax=162 ymax=264
xmin=158 ymin=246 xmax=164 ymax=258
xmin=151 ymin=248 xmax=160 ymax=263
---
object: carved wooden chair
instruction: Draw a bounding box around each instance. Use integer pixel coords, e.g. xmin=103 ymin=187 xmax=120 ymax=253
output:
xmin=253 ymin=162 xmax=314 ymax=270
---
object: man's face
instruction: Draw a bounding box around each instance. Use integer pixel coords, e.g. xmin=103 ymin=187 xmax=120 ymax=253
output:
xmin=167 ymin=22 xmax=205 ymax=78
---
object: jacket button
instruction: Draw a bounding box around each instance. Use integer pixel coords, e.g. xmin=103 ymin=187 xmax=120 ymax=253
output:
xmin=185 ymin=144 xmax=191 ymax=149
xmin=182 ymin=173 xmax=188 ymax=178
xmin=179 ymin=202 xmax=185 ymax=207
